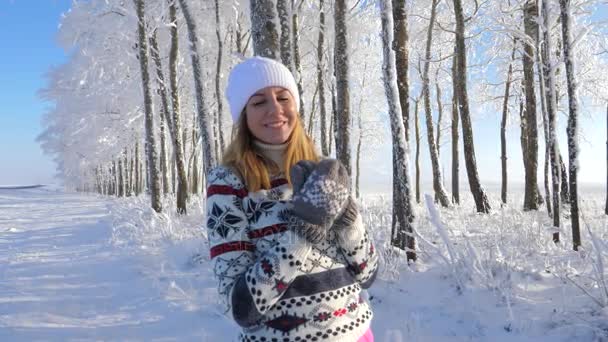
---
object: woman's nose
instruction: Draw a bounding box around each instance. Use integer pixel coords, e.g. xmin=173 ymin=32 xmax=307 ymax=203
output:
xmin=267 ymin=97 xmax=282 ymax=115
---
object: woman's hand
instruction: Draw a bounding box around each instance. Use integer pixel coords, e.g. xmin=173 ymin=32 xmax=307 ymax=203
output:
xmin=291 ymin=159 xmax=351 ymax=227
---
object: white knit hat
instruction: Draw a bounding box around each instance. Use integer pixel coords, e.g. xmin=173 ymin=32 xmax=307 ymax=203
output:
xmin=225 ymin=56 xmax=300 ymax=122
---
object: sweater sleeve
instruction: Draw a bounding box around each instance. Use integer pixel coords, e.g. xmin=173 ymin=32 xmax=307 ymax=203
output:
xmin=333 ymin=199 xmax=379 ymax=289
xmin=206 ymin=166 xmax=312 ymax=328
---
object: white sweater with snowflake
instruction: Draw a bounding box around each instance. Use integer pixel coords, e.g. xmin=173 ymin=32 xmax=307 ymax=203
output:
xmin=205 ymin=165 xmax=379 ymax=342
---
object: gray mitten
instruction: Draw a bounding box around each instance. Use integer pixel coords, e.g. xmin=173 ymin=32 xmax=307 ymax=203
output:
xmin=292 ymin=159 xmax=351 ymax=227
xmin=290 ymin=160 xmax=317 ymax=195
xmin=288 ymin=215 xmax=327 ymax=244
xmin=332 ymin=195 xmax=358 ymax=230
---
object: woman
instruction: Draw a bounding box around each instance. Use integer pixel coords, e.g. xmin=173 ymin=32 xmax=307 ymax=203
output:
xmin=206 ymin=56 xmax=378 ymax=342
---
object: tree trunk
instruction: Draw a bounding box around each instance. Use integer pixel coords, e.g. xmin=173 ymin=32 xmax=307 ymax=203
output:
xmin=334 ymin=0 xmax=352 ymax=176
xmin=118 ymin=157 xmax=124 ymax=197
xmin=124 ymin=150 xmax=130 ymax=196
xmin=317 ymin=0 xmax=329 ymax=156
xmin=159 ymin=96 xmax=170 ymax=195
xmin=167 ymin=1 xmax=189 ymax=214
xmin=250 ymin=0 xmax=279 ymax=59
xmin=536 ymin=27 xmax=553 ymax=218
xmin=178 ymin=0 xmax=217 ymax=175
xmin=277 ymin=0 xmax=293 ymax=69
xmin=291 ymin=0 xmax=305 ymax=119
xmin=559 ymin=154 xmax=570 ymax=204
xmin=415 ymin=96 xmax=421 ymax=204
xmin=501 ymin=40 xmax=516 ymax=205
xmin=380 ymin=0 xmax=416 ymax=261
xmin=435 ymin=76 xmax=443 ymax=159
xmin=423 ymin=0 xmax=450 ymax=208
xmin=356 ymin=115 xmax=362 ymax=199
xmin=330 ymin=81 xmax=336 ymax=156
xmin=134 ymin=0 xmax=162 ymax=213
xmin=134 ymin=141 xmax=140 ymax=195
xmin=451 ymin=47 xmax=460 ymax=205
xmin=214 ymin=0 xmax=226 ymax=155
xmin=453 ymin=0 xmax=491 ymax=213
xmin=559 ymin=0 xmax=581 ymax=250
xmin=522 ymin=0 xmax=540 ymax=211
xmin=540 ymin=0 xmax=561 ymax=242
xmin=392 ymin=0 xmax=410 ymax=143
xmin=605 ymin=103 xmax=608 ymax=215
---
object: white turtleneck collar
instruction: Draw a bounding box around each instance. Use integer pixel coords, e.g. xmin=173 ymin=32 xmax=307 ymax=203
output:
xmin=253 ymin=139 xmax=287 ymax=172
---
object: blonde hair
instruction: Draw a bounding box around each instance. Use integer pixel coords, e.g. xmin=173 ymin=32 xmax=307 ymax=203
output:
xmin=222 ymin=111 xmax=320 ymax=192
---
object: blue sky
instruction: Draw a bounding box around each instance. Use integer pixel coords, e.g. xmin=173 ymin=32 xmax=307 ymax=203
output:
xmin=0 ymin=0 xmax=71 ymax=185
xmin=0 ymin=0 xmax=606 ymax=191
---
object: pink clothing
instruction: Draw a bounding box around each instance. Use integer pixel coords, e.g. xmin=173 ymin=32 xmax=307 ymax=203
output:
xmin=358 ymin=329 xmax=374 ymax=342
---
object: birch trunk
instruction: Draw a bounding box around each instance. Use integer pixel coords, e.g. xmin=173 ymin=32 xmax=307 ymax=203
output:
xmin=605 ymin=103 xmax=608 ymax=215
xmin=392 ymin=0 xmax=410 ymax=142
xmin=118 ymin=158 xmax=124 ymax=197
xmin=134 ymin=0 xmax=162 ymax=213
xmin=215 ymin=0 xmax=226 ymax=155
xmin=453 ymin=0 xmax=491 ymax=213
xmin=317 ymin=0 xmax=329 ymax=156
xmin=451 ymin=47 xmax=460 ymax=204
xmin=334 ymin=0 xmax=352 ymax=175
xmin=135 ymin=141 xmax=140 ymax=195
xmin=522 ymin=0 xmax=540 ymax=210
xmin=536 ymin=29 xmax=553 ymax=218
xmin=250 ymin=0 xmax=279 ymax=59
xmin=422 ymin=0 xmax=450 ymax=207
xmin=178 ymin=0 xmax=217 ymax=173
xmin=167 ymin=1 xmax=189 ymax=214
xmin=292 ymin=0 xmax=305 ymax=119
xmin=380 ymin=0 xmax=416 ymax=261
xmin=415 ymin=96 xmax=421 ymax=204
xmin=277 ymin=0 xmax=293 ymax=69
xmin=559 ymin=0 xmax=581 ymax=250
xmin=540 ymin=0 xmax=561 ymax=242
xmin=501 ymin=40 xmax=516 ymax=205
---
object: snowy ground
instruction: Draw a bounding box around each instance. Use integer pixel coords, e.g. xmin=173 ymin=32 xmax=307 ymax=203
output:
xmin=1 ymin=186 xmax=608 ymax=341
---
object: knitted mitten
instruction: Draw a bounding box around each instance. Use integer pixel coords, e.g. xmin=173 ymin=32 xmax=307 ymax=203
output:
xmin=331 ymin=195 xmax=358 ymax=230
xmin=291 ymin=159 xmax=351 ymax=227
xmin=289 ymin=160 xmax=328 ymax=244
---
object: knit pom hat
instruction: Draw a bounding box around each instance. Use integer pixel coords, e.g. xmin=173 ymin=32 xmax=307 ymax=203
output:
xmin=225 ymin=56 xmax=300 ymax=123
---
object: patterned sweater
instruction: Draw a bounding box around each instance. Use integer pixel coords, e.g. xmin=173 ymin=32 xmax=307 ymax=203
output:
xmin=205 ymin=165 xmax=379 ymax=341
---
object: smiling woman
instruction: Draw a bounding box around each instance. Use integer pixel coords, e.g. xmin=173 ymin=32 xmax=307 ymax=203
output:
xmin=204 ymin=56 xmax=379 ymax=342
xmin=245 ymin=87 xmax=298 ymax=145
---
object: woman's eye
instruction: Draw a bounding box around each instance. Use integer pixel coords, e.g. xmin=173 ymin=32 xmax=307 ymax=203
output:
xmin=278 ymin=98 xmax=288 ymax=101
xmin=253 ymin=101 xmax=265 ymax=106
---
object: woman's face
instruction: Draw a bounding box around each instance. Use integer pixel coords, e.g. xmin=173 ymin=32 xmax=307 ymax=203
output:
xmin=245 ymin=86 xmax=298 ymax=145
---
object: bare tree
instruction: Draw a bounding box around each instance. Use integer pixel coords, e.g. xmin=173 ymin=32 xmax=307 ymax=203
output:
xmin=133 ymin=0 xmax=162 ymax=213
xmin=540 ymin=0 xmax=561 ymax=242
xmin=291 ymin=0 xmax=305 ymax=119
xmin=452 ymin=0 xmax=491 ymax=213
xmin=380 ymin=0 xmax=416 ymax=261
xmin=423 ymin=0 xmax=450 ymax=207
xmin=501 ymin=39 xmax=517 ymax=205
xmin=605 ymin=103 xmax=608 ymax=215
xmin=166 ymin=2 xmax=190 ymax=214
xmin=415 ymin=95 xmax=421 ymax=204
xmin=277 ymin=0 xmax=293 ymax=69
xmin=317 ymin=0 xmax=329 ymax=156
xmin=214 ymin=0 xmax=226 ymax=155
xmin=451 ymin=46 xmax=460 ymax=204
xmin=392 ymin=0 xmax=410 ymax=142
xmin=559 ymin=0 xmax=580 ymax=250
xmin=178 ymin=0 xmax=217 ymax=173
xmin=250 ymin=0 xmax=279 ymax=59
xmin=522 ymin=0 xmax=541 ymax=210
xmin=118 ymin=157 xmax=124 ymax=197
xmin=334 ymin=0 xmax=352 ymax=175
xmin=435 ymin=72 xmax=443 ymax=159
